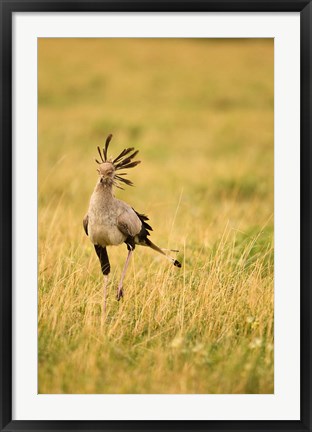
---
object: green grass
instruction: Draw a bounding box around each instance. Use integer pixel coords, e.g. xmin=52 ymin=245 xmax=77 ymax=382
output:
xmin=38 ymin=38 xmax=274 ymax=394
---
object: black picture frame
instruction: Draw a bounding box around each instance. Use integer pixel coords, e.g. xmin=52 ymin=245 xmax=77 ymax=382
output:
xmin=1 ymin=1 xmax=311 ymax=431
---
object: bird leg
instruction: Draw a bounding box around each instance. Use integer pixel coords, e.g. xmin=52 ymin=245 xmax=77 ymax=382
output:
xmin=117 ymin=249 xmax=133 ymax=301
xmin=94 ymin=245 xmax=111 ymax=321
xmin=102 ymin=275 xmax=109 ymax=321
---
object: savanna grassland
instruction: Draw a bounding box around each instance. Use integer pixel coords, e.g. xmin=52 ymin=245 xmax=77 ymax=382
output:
xmin=38 ymin=38 xmax=274 ymax=394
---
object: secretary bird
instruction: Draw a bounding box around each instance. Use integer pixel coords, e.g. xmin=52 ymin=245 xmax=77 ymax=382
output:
xmin=83 ymin=134 xmax=181 ymax=313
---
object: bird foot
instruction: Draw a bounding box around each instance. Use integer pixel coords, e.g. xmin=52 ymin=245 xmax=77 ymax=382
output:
xmin=116 ymin=288 xmax=124 ymax=301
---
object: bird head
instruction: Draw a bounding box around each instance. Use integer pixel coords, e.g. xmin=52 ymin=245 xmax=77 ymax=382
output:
xmin=95 ymin=134 xmax=141 ymax=189
xmin=97 ymin=162 xmax=115 ymax=184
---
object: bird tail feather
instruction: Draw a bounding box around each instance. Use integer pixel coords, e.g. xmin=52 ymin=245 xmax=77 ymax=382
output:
xmin=143 ymin=238 xmax=182 ymax=268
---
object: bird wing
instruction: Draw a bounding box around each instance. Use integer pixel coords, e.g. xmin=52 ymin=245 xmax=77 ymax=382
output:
xmin=133 ymin=210 xmax=153 ymax=235
xmin=117 ymin=209 xmax=142 ymax=238
xmin=83 ymin=214 xmax=88 ymax=236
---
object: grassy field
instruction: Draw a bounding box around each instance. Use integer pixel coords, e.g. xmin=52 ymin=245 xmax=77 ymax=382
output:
xmin=38 ymin=38 xmax=274 ymax=394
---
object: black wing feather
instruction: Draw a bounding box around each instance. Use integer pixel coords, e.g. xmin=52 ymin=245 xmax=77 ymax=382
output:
xmin=133 ymin=210 xmax=153 ymax=236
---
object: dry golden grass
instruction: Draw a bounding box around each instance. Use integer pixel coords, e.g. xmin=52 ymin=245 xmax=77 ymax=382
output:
xmin=38 ymin=38 xmax=274 ymax=394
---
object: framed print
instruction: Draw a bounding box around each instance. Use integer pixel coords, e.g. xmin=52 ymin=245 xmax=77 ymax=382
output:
xmin=1 ymin=1 xmax=311 ymax=431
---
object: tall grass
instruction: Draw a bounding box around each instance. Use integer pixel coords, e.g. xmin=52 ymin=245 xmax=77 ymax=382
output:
xmin=38 ymin=38 xmax=274 ymax=393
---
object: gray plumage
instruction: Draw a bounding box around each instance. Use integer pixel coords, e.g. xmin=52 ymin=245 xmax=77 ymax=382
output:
xmin=83 ymin=134 xmax=181 ymax=312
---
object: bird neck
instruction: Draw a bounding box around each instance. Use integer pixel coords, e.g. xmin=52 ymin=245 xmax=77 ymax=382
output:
xmin=94 ymin=179 xmax=114 ymax=197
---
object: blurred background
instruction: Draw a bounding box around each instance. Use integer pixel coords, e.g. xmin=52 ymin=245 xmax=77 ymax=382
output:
xmin=38 ymin=38 xmax=274 ymax=394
